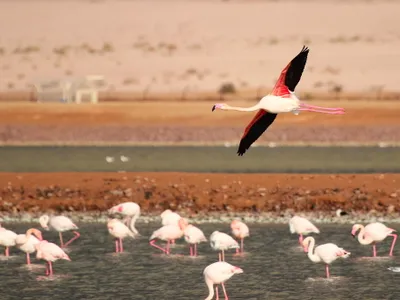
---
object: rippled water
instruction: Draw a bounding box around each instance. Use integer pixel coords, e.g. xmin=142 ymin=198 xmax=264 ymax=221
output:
xmin=1 ymin=223 xmax=400 ymax=299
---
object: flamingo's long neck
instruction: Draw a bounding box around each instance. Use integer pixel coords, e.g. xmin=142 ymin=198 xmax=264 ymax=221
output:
xmin=129 ymin=214 xmax=140 ymax=235
xmin=204 ymin=277 xmax=214 ymax=300
xmin=225 ymin=103 xmax=261 ymax=112
xmin=356 ymin=226 xmax=371 ymax=245
xmin=306 ymin=238 xmax=321 ymax=263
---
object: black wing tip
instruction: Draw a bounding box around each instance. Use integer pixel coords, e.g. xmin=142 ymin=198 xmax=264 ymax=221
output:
xmin=212 ymin=105 xmax=216 ymax=112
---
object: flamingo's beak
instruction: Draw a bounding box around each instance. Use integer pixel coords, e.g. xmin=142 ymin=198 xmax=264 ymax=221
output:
xmin=212 ymin=105 xmax=216 ymax=112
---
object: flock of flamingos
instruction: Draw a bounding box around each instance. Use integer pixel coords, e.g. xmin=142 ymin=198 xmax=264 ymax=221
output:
xmin=0 ymin=201 xmax=398 ymax=299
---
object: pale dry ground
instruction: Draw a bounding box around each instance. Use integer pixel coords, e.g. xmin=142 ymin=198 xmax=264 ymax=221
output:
xmin=0 ymin=0 xmax=400 ymax=94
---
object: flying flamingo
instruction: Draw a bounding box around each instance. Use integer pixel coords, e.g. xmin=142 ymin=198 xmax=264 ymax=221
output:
xmin=179 ymin=218 xmax=207 ymax=257
xmin=203 ymin=261 xmax=243 ymax=300
xmin=149 ymin=221 xmax=184 ymax=255
xmin=0 ymin=225 xmax=17 ymax=257
xmin=289 ymin=215 xmax=320 ymax=246
xmin=39 ymin=215 xmax=80 ymax=248
xmin=351 ymin=222 xmax=397 ymax=257
xmin=230 ymin=219 xmax=249 ymax=254
xmin=160 ymin=209 xmax=182 ymax=244
xmin=15 ymin=228 xmax=43 ymax=265
xmin=108 ymin=201 xmax=141 ymax=235
xmin=107 ymin=218 xmax=137 ymax=253
xmin=210 ymin=231 xmax=239 ymax=261
xmin=35 ymin=240 xmax=71 ymax=276
xmin=302 ymin=236 xmax=350 ymax=279
xmin=211 ymin=46 xmax=345 ymax=156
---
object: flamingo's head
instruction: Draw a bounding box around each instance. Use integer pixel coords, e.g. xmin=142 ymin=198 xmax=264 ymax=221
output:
xmin=351 ymin=224 xmax=362 ymax=238
xmin=212 ymin=103 xmax=228 ymax=112
xmin=302 ymin=237 xmax=313 ymax=253
xmin=178 ymin=218 xmax=189 ymax=230
xmin=39 ymin=215 xmax=50 ymax=231
xmin=27 ymin=228 xmax=43 ymax=241
xmin=231 ymin=266 xmax=244 ymax=274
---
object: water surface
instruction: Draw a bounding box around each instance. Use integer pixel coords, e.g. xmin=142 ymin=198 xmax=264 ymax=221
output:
xmin=1 ymin=223 xmax=400 ymax=299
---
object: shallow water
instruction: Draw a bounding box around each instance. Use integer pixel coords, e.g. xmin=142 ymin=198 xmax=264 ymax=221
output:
xmin=1 ymin=223 xmax=400 ymax=299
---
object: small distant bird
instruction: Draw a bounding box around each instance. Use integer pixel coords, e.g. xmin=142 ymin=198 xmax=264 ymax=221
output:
xmin=210 ymin=231 xmax=239 ymax=261
xmin=149 ymin=221 xmax=184 ymax=255
xmin=107 ymin=218 xmax=137 ymax=253
xmin=302 ymin=236 xmax=350 ymax=278
xmin=120 ymin=155 xmax=130 ymax=162
xmin=351 ymin=222 xmax=397 ymax=257
xmin=179 ymin=218 xmax=207 ymax=257
xmin=35 ymin=240 xmax=71 ymax=276
xmin=230 ymin=219 xmax=249 ymax=254
xmin=15 ymin=228 xmax=43 ymax=265
xmin=203 ymin=261 xmax=243 ymax=300
xmin=211 ymin=46 xmax=345 ymax=156
xmin=0 ymin=225 xmax=17 ymax=257
xmin=105 ymin=156 xmax=115 ymax=163
xmin=108 ymin=202 xmax=141 ymax=235
xmin=39 ymin=215 xmax=80 ymax=248
xmin=336 ymin=209 xmax=348 ymax=217
xmin=289 ymin=216 xmax=320 ymax=246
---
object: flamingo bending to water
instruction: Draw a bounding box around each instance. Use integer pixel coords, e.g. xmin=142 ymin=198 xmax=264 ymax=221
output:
xmin=289 ymin=216 xmax=320 ymax=246
xmin=210 ymin=231 xmax=239 ymax=261
xmin=107 ymin=218 xmax=137 ymax=253
xmin=230 ymin=219 xmax=249 ymax=254
xmin=211 ymin=46 xmax=345 ymax=156
xmin=149 ymin=221 xmax=184 ymax=255
xmin=302 ymin=236 xmax=350 ymax=278
xmin=39 ymin=215 xmax=80 ymax=248
xmin=108 ymin=201 xmax=141 ymax=235
xmin=0 ymin=225 xmax=17 ymax=257
xmin=203 ymin=261 xmax=243 ymax=300
xmin=351 ymin=222 xmax=397 ymax=257
xmin=180 ymin=219 xmax=207 ymax=256
xmin=35 ymin=240 xmax=71 ymax=276
xmin=15 ymin=228 xmax=43 ymax=265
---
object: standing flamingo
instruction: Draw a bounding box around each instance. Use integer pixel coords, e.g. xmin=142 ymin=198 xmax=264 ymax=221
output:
xmin=179 ymin=218 xmax=207 ymax=257
xmin=107 ymin=218 xmax=137 ymax=253
xmin=39 ymin=215 xmax=80 ymax=248
xmin=0 ymin=225 xmax=17 ymax=257
xmin=108 ymin=201 xmax=141 ymax=235
xmin=230 ymin=219 xmax=249 ymax=254
xmin=160 ymin=209 xmax=182 ymax=244
xmin=15 ymin=228 xmax=43 ymax=265
xmin=149 ymin=221 xmax=184 ymax=255
xmin=289 ymin=216 xmax=320 ymax=246
xmin=302 ymin=236 xmax=350 ymax=278
xmin=351 ymin=222 xmax=397 ymax=257
xmin=210 ymin=231 xmax=239 ymax=261
xmin=211 ymin=46 xmax=345 ymax=156
xmin=203 ymin=261 xmax=243 ymax=300
xmin=35 ymin=240 xmax=71 ymax=276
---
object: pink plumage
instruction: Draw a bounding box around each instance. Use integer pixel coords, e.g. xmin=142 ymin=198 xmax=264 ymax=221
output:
xmin=180 ymin=219 xmax=207 ymax=257
xmin=35 ymin=240 xmax=71 ymax=276
xmin=230 ymin=219 xmax=249 ymax=254
xmin=289 ymin=216 xmax=320 ymax=246
xmin=210 ymin=231 xmax=239 ymax=261
xmin=149 ymin=221 xmax=184 ymax=255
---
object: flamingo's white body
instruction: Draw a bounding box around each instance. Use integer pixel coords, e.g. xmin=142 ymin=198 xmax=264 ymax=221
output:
xmin=15 ymin=228 xmax=43 ymax=265
xmin=161 ymin=209 xmax=181 ymax=226
xmin=351 ymin=222 xmax=397 ymax=257
xmin=210 ymin=231 xmax=239 ymax=261
xmin=39 ymin=215 xmax=80 ymax=248
xmin=107 ymin=218 xmax=137 ymax=253
xmin=35 ymin=240 xmax=71 ymax=276
xmin=0 ymin=226 xmax=17 ymax=257
xmin=230 ymin=219 xmax=249 ymax=253
xmin=108 ymin=201 xmax=141 ymax=235
xmin=181 ymin=220 xmax=207 ymax=256
xmin=302 ymin=236 xmax=350 ymax=278
xmin=289 ymin=216 xmax=320 ymax=245
xmin=203 ymin=261 xmax=243 ymax=300
xmin=149 ymin=222 xmax=184 ymax=255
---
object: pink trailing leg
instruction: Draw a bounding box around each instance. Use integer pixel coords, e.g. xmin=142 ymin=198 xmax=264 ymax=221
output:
xmin=372 ymin=244 xmax=377 ymax=257
xmin=4 ymin=247 xmax=9 ymax=257
xmin=325 ymin=264 xmax=330 ymax=278
xmin=149 ymin=239 xmax=170 ymax=254
xmin=221 ymin=283 xmax=229 ymax=299
xmin=26 ymin=253 xmax=31 ymax=265
xmin=299 ymin=103 xmax=345 ymax=114
xmin=388 ymin=233 xmax=397 ymax=256
xmin=62 ymin=231 xmax=80 ymax=248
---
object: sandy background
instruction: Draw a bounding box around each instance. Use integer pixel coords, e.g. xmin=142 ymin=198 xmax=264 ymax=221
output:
xmin=0 ymin=0 xmax=400 ymax=95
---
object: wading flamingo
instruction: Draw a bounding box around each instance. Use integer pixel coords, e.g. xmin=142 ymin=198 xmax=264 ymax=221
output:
xmin=35 ymin=240 xmax=71 ymax=276
xmin=15 ymin=228 xmax=43 ymax=265
xmin=351 ymin=222 xmax=397 ymax=257
xmin=107 ymin=218 xmax=137 ymax=253
xmin=302 ymin=236 xmax=350 ymax=279
xmin=180 ymin=218 xmax=207 ymax=257
xmin=204 ymin=261 xmax=243 ymax=300
xmin=289 ymin=216 xmax=320 ymax=246
xmin=211 ymin=46 xmax=345 ymax=156
xmin=39 ymin=215 xmax=80 ymax=248
xmin=230 ymin=219 xmax=249 ymax=254
xmin=108 ymin=201 xmax=141 ymax=235
xmin=210 ymin=231 xmax=239 ymax=261
xmin=160 ymin=209 xmax=182 ymax=244
xmin=0 ymin=225 xmax=17 ymax=257
xmin=149 ymin=221 xmax=184 ymax=255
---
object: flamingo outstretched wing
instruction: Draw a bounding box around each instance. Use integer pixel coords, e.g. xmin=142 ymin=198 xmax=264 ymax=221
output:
xmin=237 ymin=46 xmax=309 ymax=156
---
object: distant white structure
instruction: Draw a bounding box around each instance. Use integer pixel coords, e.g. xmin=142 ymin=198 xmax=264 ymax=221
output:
xmin=32 ymin=75 xmax=108 ymax=104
